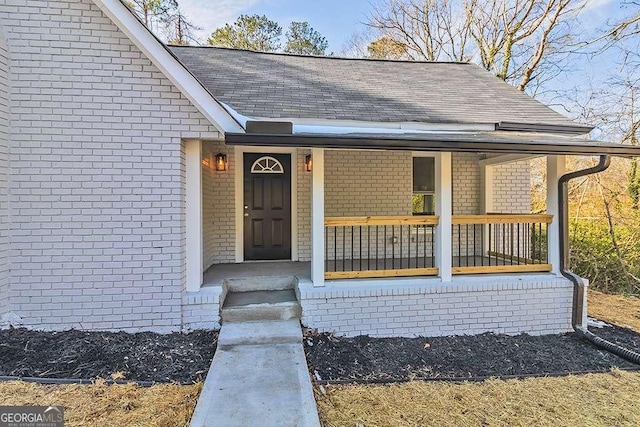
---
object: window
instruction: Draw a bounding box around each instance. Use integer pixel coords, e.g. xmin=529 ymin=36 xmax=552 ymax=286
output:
xmin=251 ymin=156 xmax=285 ymax=174
xmin=412 ymin=156 xmax=435 ymax=215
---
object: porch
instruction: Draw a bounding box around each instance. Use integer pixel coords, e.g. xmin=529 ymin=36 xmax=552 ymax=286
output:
xmin=185 ymin=146 xmax=565 ymax=289
xmin=182 ymin=146 xmax=572 ymax=337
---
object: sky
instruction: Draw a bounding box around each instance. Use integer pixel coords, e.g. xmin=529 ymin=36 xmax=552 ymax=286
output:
xmin=177 ymin=0 xmax=628 ymax=54
xmin=177 ymin=0 xmax=372 ymax=53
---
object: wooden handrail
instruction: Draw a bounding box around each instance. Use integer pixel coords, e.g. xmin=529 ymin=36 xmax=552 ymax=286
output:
xmin=325 ymin=215 xmax=440 ymax=227
xmin=452 ymin=214 xmax=552 ymax=225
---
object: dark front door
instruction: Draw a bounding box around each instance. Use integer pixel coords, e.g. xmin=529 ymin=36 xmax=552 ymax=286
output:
xmin=243 ymin=153 xmax=292 ymax=260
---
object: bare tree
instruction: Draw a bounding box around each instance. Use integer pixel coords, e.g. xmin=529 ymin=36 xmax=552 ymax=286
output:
xmin=165 ymin=9 xmax=202 ymax=45
xmin=595 ymin=1 xmax=640 ymax=50
xmin=369 ymin=0 xmax=474 ymax=61
xmin=368 ymin=0 xmax=582 ymax=92
xmin=127 ymin=0 xmax=178 ymax=32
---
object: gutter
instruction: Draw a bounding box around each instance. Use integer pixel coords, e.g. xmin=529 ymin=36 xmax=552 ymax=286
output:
xmin=224 ymin=132 xmax=640 ymax=157
xmin=559 ymin=155 xmax=640 ymax=364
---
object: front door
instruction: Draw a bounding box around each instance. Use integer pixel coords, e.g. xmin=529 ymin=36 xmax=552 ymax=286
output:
xmin=243 ymin=153 xmax=292 ymax=260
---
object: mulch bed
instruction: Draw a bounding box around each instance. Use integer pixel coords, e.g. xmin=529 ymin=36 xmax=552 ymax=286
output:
xmin=304 ymin=323 xmax=640 ymax=382
xmin=0 ymin=328 xmax=217 ymax=383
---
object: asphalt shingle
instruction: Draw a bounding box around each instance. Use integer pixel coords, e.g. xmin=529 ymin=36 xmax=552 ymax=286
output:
xmin=169 ymin=46 xmax=581 ymax=127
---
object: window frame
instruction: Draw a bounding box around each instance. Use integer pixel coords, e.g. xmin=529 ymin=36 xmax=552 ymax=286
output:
xmin=411 ymin=152 xmax=437 ymax=216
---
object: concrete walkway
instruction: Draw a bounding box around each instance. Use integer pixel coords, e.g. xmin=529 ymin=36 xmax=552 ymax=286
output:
xmin=190 ymin=320 xmax=321 ymax=427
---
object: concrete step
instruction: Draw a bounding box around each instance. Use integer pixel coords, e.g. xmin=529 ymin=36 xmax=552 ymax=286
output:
xmin=221 ymin=301 xmax=302 ymax=323
xmin=224 ymin=275 xmax=296 ymax=292
xmin=223 ymin=289 xmax=297 ymax=307
xmin=217 ymin=319 xmax=302 ymax=349
xmin=221 ymin=289 xmax=301 ymax=323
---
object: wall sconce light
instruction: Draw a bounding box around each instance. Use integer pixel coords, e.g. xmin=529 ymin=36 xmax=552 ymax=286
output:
xmin=215 ymin=153 xmax=227 ymax=171
xmin=305 ymin=154 xmax=312 ymax=172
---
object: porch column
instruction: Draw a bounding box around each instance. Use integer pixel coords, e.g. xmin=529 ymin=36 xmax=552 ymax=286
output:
xmin=547 ymin=155 xmax=565 ymax=276
xmin=311 ymin=148 xmax=325 ymax=287
xmin=185 ymin=139 xmax=203 ymax=292
xmin=435 ymin=152 xmax=452 ymax=282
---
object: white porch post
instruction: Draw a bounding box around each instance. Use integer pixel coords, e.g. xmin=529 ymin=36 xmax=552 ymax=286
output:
xmin=311 ymin=148 xmax=325 ymax=287
xmin=435 ymin=152 xmax=452 ymax=282
xmin=185 ymin=140 xmax=203 ymax=292
xmin=547 ymin=155 xmax=565 ymax=276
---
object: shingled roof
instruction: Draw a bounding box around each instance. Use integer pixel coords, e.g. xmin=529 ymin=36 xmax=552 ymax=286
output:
xmin=169 ymin=46 xmax=582 ymax=129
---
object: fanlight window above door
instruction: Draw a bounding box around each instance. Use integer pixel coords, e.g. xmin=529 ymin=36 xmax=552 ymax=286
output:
xmin=251 ymin=156 xmax=285 ymax=174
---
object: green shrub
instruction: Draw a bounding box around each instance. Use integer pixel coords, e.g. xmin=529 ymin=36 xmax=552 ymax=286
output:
xmin=570 ymin=219 xmax=640 ymax=295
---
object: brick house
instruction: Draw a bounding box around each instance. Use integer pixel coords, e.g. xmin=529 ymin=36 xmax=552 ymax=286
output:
xmin=0 ymin=0 xmax=637 ymax=336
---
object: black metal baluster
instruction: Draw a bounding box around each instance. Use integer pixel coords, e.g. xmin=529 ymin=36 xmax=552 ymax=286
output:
xmin=384 ymin=225 xmax=387 ymax=270
xmin=530 ymin=223 xmax=535 ymax=264
xmin=465 ymin=224 xmax=469 ymax=267
xmin=488 ymin=223 xmax=492 ymax=266
xmin=342 ymin=226 xmax=346 ymax=272
xmin=392 ymin=226 xmax=396 ymax=269
xmin=333 ymin=226 xmax=338 ymax=271
xmin=367 ymin=226 xmax=371 ymax=271
xmin=517 ymin=223 xmax=521 ymax=265
xmin=539 ymin=223 xmax=543 ymax=264
xmin=325 ymin=225 xmax=328 ymax=272
xmin=376 ymin=226 xmax=379 ymax=271
xmin=430 ymin=225 xmax=434 ymax=268
xmin=407 ymin=225 xmax=411 ymax=269
xmin=471 ymin=224 xmax=474 ymax=266
xmin=456 ymin=225 xmax=460 ymax=267
xmin=415 ymin=224 xmax=419 ymax=269
xmin=351 ymin=226 xmax=354 ymax=271
xmin=500 ymin=223 xmax=507 ymax=265
xmin=423 ymin=225 xmax=427 ymax=268
xmin=480 ymin=224 xmax=484 ymax=266
xmin=510 ymin=223 xmax=514 ymax=265
xmin=400 ymin=225 xmax=403 ymax=269
xmin=359 ymin=226 xmax=363 ymax=271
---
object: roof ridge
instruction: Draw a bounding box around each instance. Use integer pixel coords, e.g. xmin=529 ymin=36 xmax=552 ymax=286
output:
xmin=167 ymin=45 xmax=472 ymax=65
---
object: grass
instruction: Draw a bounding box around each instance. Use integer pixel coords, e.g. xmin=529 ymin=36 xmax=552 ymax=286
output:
xmin=316 ymin=370 xmax=640 ymax=427
xmin=588 ymin=290 xmax=640 ymax=331
xmin=0 ymin=380 xmax=201 ymax=427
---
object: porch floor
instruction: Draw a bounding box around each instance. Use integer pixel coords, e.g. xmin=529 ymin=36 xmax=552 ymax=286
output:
xmin=203 ymin=261 xmax=311 ymax=287
xmin=203 ymin=255 xmax=535 ymax=287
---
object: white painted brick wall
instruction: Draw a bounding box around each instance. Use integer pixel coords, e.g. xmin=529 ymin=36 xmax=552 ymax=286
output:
xmin=0 ymin=30 xmax=9 ymax=317
xmin=493 ymin=160 xmax=531 ymax=213
xmin=325 ymin=150 xmax=413 ymax=216
xmin=202 ymin=140 xmax=235 ymax=267
xmin=299 ymin=275 xmax=573 ymax=337
xmin=182 ymin=287 xmax=222 ymax=330
xmin=0 ymin=0 xmax=219 ymax=331
xmin=452 ymin=152 xmax=481 ymax=215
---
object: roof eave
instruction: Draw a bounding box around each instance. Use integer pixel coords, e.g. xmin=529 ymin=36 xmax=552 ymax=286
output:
xmin=224 ymin=132 xmax=640 ymax=157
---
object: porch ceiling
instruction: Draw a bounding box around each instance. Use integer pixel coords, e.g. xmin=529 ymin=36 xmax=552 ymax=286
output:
xmin=225 ymin=130 xmax=640 ymax=157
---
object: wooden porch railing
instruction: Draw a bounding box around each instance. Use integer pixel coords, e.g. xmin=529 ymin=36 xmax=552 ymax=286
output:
xmin=323 ymin=214 xmax=553 ymax=279
xmin=324 ymin=216 xmax=439 ymax=279
xmin=451 ymin=214 xmax=553 ymax=274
